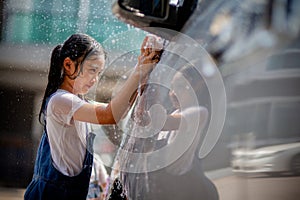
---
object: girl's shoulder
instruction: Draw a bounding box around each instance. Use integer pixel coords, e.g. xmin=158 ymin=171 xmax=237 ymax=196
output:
xmin=50 ymin=89 xmax=79 ymax=100
xmin=48 ymin=89 xmax=86 ymax=109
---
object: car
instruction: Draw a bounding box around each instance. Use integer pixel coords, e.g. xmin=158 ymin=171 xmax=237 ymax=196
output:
xmin=231 ymin=142 xmax=300 ymax=176
xmin=109 ymin=0 xmax=300 ymax=199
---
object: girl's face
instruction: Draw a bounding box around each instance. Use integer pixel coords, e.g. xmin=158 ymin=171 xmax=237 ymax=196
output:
xmin=73 ymin=55 xmax=105 ymax=95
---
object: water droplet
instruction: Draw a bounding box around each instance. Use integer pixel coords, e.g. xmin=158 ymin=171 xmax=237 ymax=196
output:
xmin=202 ymin=63 xmax=216 ymax=77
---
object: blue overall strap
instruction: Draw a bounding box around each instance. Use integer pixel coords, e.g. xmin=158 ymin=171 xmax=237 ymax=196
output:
xmin=25 ymin=130 xmax=94 ymax=200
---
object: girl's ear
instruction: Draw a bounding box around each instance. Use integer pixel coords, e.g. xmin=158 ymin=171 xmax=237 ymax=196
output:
xmin=63 ymin=57 xmax=75 ymax=75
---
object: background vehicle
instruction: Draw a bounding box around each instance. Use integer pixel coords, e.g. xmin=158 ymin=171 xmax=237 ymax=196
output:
xmin=231 ymin=142 xmax=300 ymax=176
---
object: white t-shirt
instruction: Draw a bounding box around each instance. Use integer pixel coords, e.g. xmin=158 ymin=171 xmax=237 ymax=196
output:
xmin=46 ymin=89 xmax=89 ymax=176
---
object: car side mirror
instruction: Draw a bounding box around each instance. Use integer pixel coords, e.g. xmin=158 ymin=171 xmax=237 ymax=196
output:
xmin=112 ymin=0 xmax=198 ymax=32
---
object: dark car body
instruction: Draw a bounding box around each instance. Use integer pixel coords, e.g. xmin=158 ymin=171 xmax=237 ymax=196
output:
xmin=109 ymin=0 xmax=300 ymax=199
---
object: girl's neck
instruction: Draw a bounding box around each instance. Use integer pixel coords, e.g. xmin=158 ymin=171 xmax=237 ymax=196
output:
xmin=60 ymin=81 xmax=75 ymax=94
xmin=59 ymin=81 xmax=85 ymax=100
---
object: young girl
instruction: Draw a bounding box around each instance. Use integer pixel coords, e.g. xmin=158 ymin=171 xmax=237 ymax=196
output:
xmin=24 ymin=33 xmax=161 ymax=200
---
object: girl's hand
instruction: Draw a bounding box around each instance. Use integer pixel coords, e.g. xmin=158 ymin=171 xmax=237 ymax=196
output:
xmin=141 ymin=34 xmax=164 ymax=56
xmin=135 ymin=35 xmax=163 ymax=79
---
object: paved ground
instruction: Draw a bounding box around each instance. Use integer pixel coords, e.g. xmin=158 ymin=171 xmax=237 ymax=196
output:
xmin=0 ymin=187 xmax=24 ymax=200
xmin=214 ymin=175 xmax=300 ymax=200
xmin=1 ymin=170 xmax=299 ymax=200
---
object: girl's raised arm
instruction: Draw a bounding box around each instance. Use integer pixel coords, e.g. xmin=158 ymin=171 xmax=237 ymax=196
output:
xmin=74 ymin=36 xmax=162 ymax=124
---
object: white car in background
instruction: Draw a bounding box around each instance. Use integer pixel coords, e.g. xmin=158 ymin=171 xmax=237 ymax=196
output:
xmin=231 ymin=142 xmax=300 ymax=176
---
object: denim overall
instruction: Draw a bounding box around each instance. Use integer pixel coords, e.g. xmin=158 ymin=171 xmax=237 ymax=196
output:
xmin=24 ymin=123 xmax=95 ymax=200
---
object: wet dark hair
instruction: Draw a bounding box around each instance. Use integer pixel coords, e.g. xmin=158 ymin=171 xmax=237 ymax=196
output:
xmin=39 ymin=33 xmax=106 ymax=123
